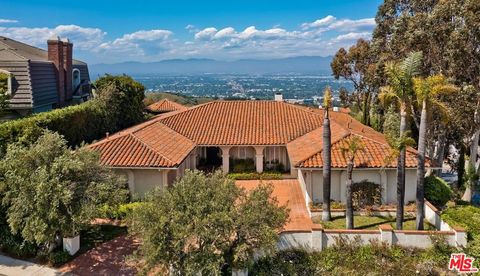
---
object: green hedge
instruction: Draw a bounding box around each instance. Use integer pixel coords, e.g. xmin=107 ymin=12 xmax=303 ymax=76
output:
xmin=227 ymin=172 xmax=282 ymax=180
xmin=442 ymin=205 xmax=480 ymax=268
xmin=425 ymin=176 xmax=453 ymax=208
xmin=0 ymin=75 xmax=145 ymax=155
xmin=98 ymin=202 xmax=144 ymax=220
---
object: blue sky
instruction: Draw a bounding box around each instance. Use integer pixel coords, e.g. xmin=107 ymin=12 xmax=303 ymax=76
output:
xmin=0 ymin=0 xmax=383 ymax=63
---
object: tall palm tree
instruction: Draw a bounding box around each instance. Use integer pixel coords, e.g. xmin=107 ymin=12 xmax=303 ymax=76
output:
xmin=413 ymin=75 xmax=457 ymax=230
xmin=341 ymin=136 xmax=365 ymax=229
xmin=379 ymin=51 xmax=422 ymax=230
xmin=322 ymin=86 xmax=333 ymax=221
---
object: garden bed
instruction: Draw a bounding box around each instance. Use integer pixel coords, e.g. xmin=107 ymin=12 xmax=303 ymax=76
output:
xmin=311 ymin=215 xmax=435 ymax=230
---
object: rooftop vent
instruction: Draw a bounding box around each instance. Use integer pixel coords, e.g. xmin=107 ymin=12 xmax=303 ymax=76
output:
xmin=274 ymin=93 xmax=283 ymax=102
xmin=333 ymin=107 xmax=339 ymax=112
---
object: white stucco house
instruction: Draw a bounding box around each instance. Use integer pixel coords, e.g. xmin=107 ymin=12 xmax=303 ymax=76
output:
xmin=89 ymin=98 xmax=435 ymax=206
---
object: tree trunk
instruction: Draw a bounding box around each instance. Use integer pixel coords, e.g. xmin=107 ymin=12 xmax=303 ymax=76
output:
xmin=470 ymin=130 xmax=479 ymax=172
xmin=322 ymin=109 xmax=332 ymax=221
xmin=457 ymin=145 xmax=466 ymax=191
xmin=416 ymin=100 xmax=427 ymax=230
xmin=433 ymin=129 xmax=447 ymax=176
xmin=346 ymin=160 xmax=354 ymax=229
xmin=396 ymin=107 xmax=407 ymax=230
xmin=221 ymin=247 xmax=234 ymax=276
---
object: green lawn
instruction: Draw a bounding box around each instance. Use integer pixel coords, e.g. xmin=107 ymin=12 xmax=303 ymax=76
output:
xmin=312 ymin=215 xmax=435 ymax=230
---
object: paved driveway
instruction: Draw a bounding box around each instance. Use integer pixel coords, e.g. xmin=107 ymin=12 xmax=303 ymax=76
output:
xmin=0 ymin=255 xmax=66 ymax=276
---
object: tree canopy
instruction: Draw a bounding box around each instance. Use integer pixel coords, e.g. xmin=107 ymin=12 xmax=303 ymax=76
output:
xmin=0 ymin=131 xmax=128 ymax=250
xmin=128 ymin=170 xmax=288 ymax=275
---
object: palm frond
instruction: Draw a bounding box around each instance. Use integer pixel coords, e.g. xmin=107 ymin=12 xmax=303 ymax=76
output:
xmin=323 ymin=86 xmax=333 ymax=108
xmin=400 ymin=51 xmax=423 ymax=78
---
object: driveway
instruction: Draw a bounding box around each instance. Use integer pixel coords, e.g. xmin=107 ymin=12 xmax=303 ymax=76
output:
xmin=0 ymin=254 xmax=66 ymax=276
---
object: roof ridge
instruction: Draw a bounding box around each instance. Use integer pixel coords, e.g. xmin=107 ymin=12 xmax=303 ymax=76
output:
xmin=0 ymin=40 xmax=28 ymax=60
xmin=129 ymin=133 xmax=175 ymax=165
xmin=294 ymin=131 xmax=352 ymax=167
xmin=0 ymin=36 xmax=86 ymax=63
xmin=157 ymin=100 xmax=216 ymax=121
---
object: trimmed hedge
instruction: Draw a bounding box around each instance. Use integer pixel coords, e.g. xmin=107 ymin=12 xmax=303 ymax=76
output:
xmin=424 ymin=175 xmax=453 ymax=208
xmin=227 ymin=172 xmax=282 ymax=180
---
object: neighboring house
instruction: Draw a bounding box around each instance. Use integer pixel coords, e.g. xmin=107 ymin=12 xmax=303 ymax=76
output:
xmin=145 ymin=99 xmax=187 ymax=114
xmin=0 ymin=36 xmax=91 ymax=117
xmin=89 ymin=97 xmax=436 ymax=204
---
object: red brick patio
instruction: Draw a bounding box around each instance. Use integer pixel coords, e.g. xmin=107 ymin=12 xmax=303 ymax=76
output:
xmin=59 ymin=235 xmax=139 ymax=276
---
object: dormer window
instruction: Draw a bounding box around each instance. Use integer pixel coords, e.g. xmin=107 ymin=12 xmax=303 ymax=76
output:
xmin=72 ymin=68 xmax=81 ymax=91
xmin=0 ymin=70 xmax=12 ymax=96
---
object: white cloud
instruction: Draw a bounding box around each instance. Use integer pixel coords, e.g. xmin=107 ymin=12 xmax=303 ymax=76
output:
xmin=0 ymin=15 xmax=378 ymax=62
xmin=0 ymin=25 xmax=105 ymax=50
xmin=194 ymin=27 xmax=218 ymax=40
xmin=329 ymin=18 xmax=376 ymax=32
xmin=301 ymin=15 xmax=336 ymax=29
xmin=97 ymin=29 xmax=174 ymax=59
xmin=301 ymin=16 xmax=375 ymax=32
xmin=0 ymin=19 xmax=18 ymax=24
xmin=332 ymin=32 xmax=372 ymax=42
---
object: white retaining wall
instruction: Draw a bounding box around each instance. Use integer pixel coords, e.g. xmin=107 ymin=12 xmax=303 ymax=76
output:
xmin=278 ymin=200 xmax=467 ymax=250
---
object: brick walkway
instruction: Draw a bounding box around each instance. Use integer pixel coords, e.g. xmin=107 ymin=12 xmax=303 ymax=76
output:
xmin=59 ymin=235 xmax=139 ymax=276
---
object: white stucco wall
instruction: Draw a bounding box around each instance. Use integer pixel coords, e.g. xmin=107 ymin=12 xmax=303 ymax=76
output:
xmin=115 ymin=168 xmax=171 ymax=198
xmin=302 ymin=168 xmax=418 ymax=204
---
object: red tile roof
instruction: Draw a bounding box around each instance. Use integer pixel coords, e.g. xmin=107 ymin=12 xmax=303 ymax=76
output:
xmin=89 ymin=121 xmax=195 ymax=168
xmin=146 ymin=99 xmax=187 ymax=113
xmin=298 ymin=133 xmax=430 ymax=168
xmin=89 ymin=100 xmax=429 ymax=169
xmin=159 ymin=101 xmax=324 ymax=145
xmin=236 ymin=179 xmax=314 ymax=233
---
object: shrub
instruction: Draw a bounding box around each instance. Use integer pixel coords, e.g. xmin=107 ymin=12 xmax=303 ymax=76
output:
xmin=352 ymin=180 xmax=382 ymax=209
xmin=442 ymin=205 xmax=480 ymax=240
xmin=227 ymin=172 xmax=282 ymax=180
xmin=425 ymin=175 xmax=453 ymax=208
xmin=249 ymin=249 xmax=320 ymax=275
xmin=250 ymin=238 xmax=451 ymax=275
xmin=0 ymin=75 xmax=146 ymax=156
xmin=230 ymin=158 xmax=255 ymax=173
xmin=264 ymin=159 xmax=286 ymax=173
xmin=48 ymin=250 xmax=71 ymax=266
xmin=99 ymin=202 xmax=144 ymax=220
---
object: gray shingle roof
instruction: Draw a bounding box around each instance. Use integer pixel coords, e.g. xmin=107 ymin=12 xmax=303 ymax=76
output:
xmin=0 ymin=36 xmax=87 ymax=65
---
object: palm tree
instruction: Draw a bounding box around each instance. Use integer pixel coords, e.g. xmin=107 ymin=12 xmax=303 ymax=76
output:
xmin=413 ymin=75 xmax=457 ymax=229
xmin=341 ymin=136 xmax=365 ymax=229
xmin=379 ymin=51 xmax=422 ymax=230
xmin=322 ymin=86 xmax=333 ymax=221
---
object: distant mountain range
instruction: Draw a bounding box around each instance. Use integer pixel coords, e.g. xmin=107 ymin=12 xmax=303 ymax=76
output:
xmin=89 ymin=56 xmax=333 ymax=77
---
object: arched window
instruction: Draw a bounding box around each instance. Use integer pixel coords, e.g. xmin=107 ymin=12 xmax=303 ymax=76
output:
xmin=72 ymin=69 xmax=81 ymax=91
xmin=0 ymin=70 xmax=12 ymax=96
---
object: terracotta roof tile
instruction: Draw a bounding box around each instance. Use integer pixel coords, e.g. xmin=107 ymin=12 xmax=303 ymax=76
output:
xmin=89 ymin=101 xmax=430 ymax=169
xmin=89 ymin=121 xmax=195 ymax=168
xmin=236 ymin=179 xmax=313 ymax=233
xmin=298 ymin=133 xmax=431 ymax=168
xmin=146 ymin=99 xmax=187 ymax=113
xmin=159 ymin=101 xmax=324 ymax=145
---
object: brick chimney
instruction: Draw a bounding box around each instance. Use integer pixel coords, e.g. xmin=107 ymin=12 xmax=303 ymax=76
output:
xmin=47 ymin=36 xmax=65 ymax=106
xmin=62 ymin=38 xmax=73 ymax=101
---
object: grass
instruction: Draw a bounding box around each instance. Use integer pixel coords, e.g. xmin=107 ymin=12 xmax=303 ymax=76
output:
xmin=312 ymin=215 xmax=436 ymax=230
